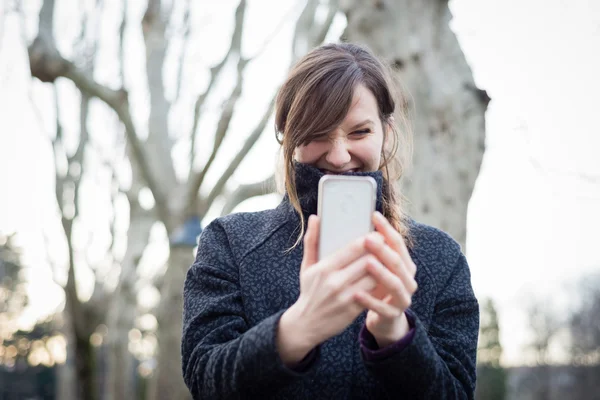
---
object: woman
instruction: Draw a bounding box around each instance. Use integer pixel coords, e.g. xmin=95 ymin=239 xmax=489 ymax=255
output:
xmin=181 ymin=43 xmax=479 ymax=399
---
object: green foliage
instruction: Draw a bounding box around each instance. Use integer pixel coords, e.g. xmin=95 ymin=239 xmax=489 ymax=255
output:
xmin=476 ymin=298 xmax=507 ymax=400
xmin=478 ymin=298 xmax=503 ymax=366
xmin=569 ymin=272 xmax=600 ymax=364
xmin=0 ymin=233 xmax=28 ymax=317
xmin=476 ymin=365 xmax=507 ymax=400
xmin=0 ymin=233 xmax=61 ymax=368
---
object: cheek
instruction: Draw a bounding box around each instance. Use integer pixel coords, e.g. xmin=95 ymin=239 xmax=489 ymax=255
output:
xmin=355 ymin=138 xmax=383 ymax=168
xmin=294 ymin=142 xmax=327 ymax=163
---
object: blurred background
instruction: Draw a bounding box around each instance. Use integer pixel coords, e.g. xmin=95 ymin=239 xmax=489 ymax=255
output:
xmin=0 ymin=0 xmax=599 ymax=399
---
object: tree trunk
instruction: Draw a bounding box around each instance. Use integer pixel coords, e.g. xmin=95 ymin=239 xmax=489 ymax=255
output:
xmin=149 ymin=245 xmax=194 ymax=400
xmin=104 ymin=200 xmax=154 ymax=400
xmin=73 ymin=332 xmax=97 ymax=400
xmin=57 ymin=312 xmax=77 ymax=400
xmin=340 ymin=0 xmax=488 ymax=248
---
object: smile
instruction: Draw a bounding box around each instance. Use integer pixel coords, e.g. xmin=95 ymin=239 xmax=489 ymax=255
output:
xmin=321 ymin=169 xmax=358 ymax=175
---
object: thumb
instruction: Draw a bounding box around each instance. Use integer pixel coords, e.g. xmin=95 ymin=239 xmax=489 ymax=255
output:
xmin=301 ymin=215 xmax=319 ymax=270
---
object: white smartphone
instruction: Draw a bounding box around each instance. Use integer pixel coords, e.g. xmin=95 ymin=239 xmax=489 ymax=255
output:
xmin=317 ymin=175 xmax=377 ymax=261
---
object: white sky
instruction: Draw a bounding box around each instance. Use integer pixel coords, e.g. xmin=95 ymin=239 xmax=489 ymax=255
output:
xmin=0 ymin=0 xmax=599 ymax=366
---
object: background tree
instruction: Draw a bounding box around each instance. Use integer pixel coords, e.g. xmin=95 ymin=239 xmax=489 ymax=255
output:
xmin=568 ymin=272 xmax=600 ymax=398
xmin=340 ymin=0 xmax=489 ymax=248
xmin=0 ymin=232 xmax=62 ymax=399
xmin=25 ymin=0 xmax=339 ymax=399
xmin=0 ymin=233 xmax=27 ymax=343
xmin=524 ymin=297 xmax=562 ymax=400
xmin=475 ymin=298 xmax=507 ymax=400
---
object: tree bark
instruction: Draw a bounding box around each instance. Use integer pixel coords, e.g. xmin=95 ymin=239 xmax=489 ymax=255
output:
xmin=340 ymin=0 xmax=488 ymax=248
xmin=104 ymin=188 xmax=155 ymax=400
xmin=149 ymin=246 xmax=194 ymax=400
xmin=73 ymin=331 xmax=98 ymax=400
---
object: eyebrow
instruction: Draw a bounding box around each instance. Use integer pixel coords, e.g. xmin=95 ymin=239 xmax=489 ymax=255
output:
xmin=348 ymin=119 xmax=375 ymax=131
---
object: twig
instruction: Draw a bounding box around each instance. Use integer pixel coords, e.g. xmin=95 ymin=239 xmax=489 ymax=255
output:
xmin=174 ymin=0 xmax=191 ymax=103
xmin=198 ymin=0 xmax=339 ymax=214
xmin=201 ymin=94 xmax=276 ymax=214
xmin=220 ymin=175 xmax=276 ymax=215
xmin=27 ymin=34 xmax=171 ymax=227
xmin=118 ymin=0 xmax=127 ymax=86
xmin=247 ymin=0 xmax=306 ymax=60
xmin=188 ymin=0 xmax=247 ymax=175
xmin=185 ymin=0 xmax=247 ymax=212
xmin=313 ymin=0 xmax=339 ymax=45
xmin=291 ymin=0 xmax=319 ymax=63
xmin=184 ymin=57 xmax=248 ymax=215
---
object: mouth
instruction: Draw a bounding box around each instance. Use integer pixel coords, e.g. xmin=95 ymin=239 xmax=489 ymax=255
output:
xmin=320 ymin=168 xmax=359 ymax=175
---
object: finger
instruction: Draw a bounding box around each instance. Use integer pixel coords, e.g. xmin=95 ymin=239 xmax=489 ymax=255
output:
xmin=354 ymin=291 xmax=402 ymax=319
xmin=327 ymin=255 xmax=378 ymax=303
xmin=338 ymin=274 xmax=377 ymax=303
xmin=364 ymin=238 xmax=418 ymax=294
xmin=372 ymin=212 xmax=417 ymax=276
xmin=372 ymin=212 xmax=403 ymax=253
xmin=352 ymin=274 xmax=377 ymax=293
xmin=301 ymin=215 xmax=319 ymax=270
xmin=366 ymin=258 xmax=413 ymax=309
xmin=319 ymin=232 xmax=383 ymax=274
xmin=331 ymin=255 xmax=374 ymax=288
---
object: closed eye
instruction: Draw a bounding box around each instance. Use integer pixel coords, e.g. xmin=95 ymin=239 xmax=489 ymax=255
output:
xmin=352 ymin=129 xmax=371 ymax=136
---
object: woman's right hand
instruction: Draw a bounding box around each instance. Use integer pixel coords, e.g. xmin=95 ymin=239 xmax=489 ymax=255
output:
xmin=277 ymin=214 xmax=382 ymax=365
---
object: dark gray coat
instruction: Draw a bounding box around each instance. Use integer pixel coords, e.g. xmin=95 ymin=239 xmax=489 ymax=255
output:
xmin=181 ymin=164 xmax=479 ymax=399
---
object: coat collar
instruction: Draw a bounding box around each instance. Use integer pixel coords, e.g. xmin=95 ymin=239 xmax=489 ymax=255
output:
xmin=282 ymin=162 xmax=386 ymax=221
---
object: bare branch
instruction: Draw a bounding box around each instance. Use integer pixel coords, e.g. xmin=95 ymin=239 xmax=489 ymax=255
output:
xmin=291 ymin=0 xmax=339 ymax=63
xmin=174 ymin=0 xmax=191 ymax=103
xmin=51 ymin=81 xmax=88 ymax=340
xmin=184 ymin=57 xmax=248 ymax=216
xmin=247 ymin=0 xmax=305 ymax=60
xmin=118 ymin=0 xmax=127 ymax=86
xmin=27 ymin=36 xmax=171 ymax=228
xmin=38 ymin=0 xmax=55 ymax=39
xmin=220 ymin=175 xmax=276 ymax=215
xmin=201 ymin=94 xmax=276 ymax=214
xmin=312 ymin=0 xmax=339 ymax=45
xmin=292 ymin=0 xmax=319 ymax=63
xmin=85 ymin=280 xmax=109 ymax=328
xmin=108 ymin=170 xmax=120 ymax=259
xmin=41 ymin=228 xmax=62 ymax=288
xmin=196 ymin=0 xmax=338 ymax=216
xmin=142 ymin=0 xmax=178 ymax=201
xmin=188 ymin=0 xmax=247 ymax=177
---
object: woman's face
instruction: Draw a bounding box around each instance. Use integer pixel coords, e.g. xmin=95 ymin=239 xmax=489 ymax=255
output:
xmin=294 ymin=84 xmax=386 ymax=174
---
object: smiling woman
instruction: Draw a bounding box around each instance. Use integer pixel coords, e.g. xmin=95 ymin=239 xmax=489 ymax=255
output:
xmin=275 ymin=44 xmax=413 ymax=248
xmin=181 ymin=43 xmax=479 ymax=399
xmin=294 ymin=87 xmax=384 ymax=174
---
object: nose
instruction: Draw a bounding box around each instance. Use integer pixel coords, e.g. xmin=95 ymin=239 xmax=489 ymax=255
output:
xmin=325 ymin=137 xmax=351 ymax=168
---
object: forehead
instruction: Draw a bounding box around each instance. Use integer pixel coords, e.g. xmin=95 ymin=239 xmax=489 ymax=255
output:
xmin=342 ymin=84 xmax=379 ymax=126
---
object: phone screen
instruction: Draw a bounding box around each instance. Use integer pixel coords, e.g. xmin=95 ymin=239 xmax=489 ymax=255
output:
xmin=317 ymin=176 xmax=376 ymax=260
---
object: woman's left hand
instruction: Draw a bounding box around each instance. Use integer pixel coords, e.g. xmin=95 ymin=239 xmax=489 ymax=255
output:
xmin=353 ymin=211 xmax=418 ymax=348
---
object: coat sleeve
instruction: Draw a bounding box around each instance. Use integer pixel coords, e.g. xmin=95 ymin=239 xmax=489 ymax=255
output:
xmin=360 ymin=253 xmax=479 ymax=399
xmin=181 ymin=220 xmax=313 ymax=399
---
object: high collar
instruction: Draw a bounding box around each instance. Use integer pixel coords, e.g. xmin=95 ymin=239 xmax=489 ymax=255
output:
xmin=289 ymin=162 xmax=385 ymax=219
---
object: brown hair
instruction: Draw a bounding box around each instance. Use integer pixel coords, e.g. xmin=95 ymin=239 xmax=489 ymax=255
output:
xmin=274 ymin=43 xmax=413 ymax=248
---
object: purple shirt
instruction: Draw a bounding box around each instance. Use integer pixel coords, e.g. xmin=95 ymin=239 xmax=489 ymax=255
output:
xmin=289 ymin=310 xmax=416 ymax=372
xmin=360 ymin=310 xmax=416 ymax=362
